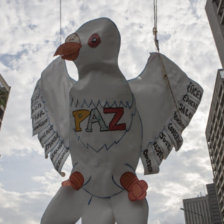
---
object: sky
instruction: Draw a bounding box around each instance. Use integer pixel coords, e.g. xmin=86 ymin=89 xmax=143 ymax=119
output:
xmin=0 ymin=0 xmax=221 ymax=223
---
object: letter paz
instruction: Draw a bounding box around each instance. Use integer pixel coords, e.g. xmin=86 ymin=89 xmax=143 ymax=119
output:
xmin=73 ymin=107 xmax=126 ymax=132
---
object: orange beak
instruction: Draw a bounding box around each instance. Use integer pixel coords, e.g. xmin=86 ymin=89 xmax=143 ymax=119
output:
xmin=54 ymin=42 xmax=82 ymax=61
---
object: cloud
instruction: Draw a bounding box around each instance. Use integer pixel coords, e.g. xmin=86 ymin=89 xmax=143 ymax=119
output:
xmin=0 ymin=183 xmax=49 ymax=224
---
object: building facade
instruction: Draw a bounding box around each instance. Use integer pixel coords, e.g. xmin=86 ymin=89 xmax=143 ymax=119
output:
xmin=206 ymin=0 xmax=224 ymax=68
xmin=0 ymin=74 xmax=10 ymax=130
xmin=206 ymin=70 xmax=224 ymax=223
xmin=183 ymin=196 xmax=212 ymax=224
xmin=206 ymin=0 xmax=224 ymax=222
xmin=207 ymin=183 xmax=223 ymax=224
xmin=183 ymin=183 xmax=222 ymax=224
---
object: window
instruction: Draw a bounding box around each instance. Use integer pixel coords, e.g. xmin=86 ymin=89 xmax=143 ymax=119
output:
xmin=221 ymin=70 xmax=224 ymax=79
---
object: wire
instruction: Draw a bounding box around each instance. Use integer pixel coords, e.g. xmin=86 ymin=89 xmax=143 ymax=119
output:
xmin=153 ymin=0 xmax=160 ymax=52
xmin=153 ymin=0 xmax=181 ymax=120
xmin=60 ymin=0 xmax=62 ymax=44
xmin=154 ymin=0 xmax=157 ymax=30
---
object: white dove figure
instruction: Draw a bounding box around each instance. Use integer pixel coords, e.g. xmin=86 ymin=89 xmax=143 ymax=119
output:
xmin=31 ymin=18 xmax=203 ymax=224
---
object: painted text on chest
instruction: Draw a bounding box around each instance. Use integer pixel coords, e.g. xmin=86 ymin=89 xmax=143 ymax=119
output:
xmin=73 ymin=107 xmax=126 ymax=132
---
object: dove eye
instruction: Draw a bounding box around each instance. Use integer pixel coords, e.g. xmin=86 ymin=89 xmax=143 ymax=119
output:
xmin=88 ymin=33 xmax=101 ymax=48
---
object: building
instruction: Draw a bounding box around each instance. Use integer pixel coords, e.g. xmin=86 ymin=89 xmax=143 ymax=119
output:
xmin=207 ymin=183 xmax=223 ymax=224
xmin=206 ymin=0 xmax=224 ymax=222
xmin=183 ymin=196 xmax=211 ymax=224
xmin=0 ymin=74 xmax=10 ymax=130
xmin=206 ymin=0 xmax=224 ymax=68
xmin=206 ymin=70 xmax=224 ymax=223
xmin=182 ymin=183 xmax=222 ymax=224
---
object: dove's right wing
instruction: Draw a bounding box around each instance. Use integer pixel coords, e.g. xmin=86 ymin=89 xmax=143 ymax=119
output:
xmin=31 ymin=57 xmax=75 ymax=176
xmin=129 ymin=53 xmax=203 ymax=175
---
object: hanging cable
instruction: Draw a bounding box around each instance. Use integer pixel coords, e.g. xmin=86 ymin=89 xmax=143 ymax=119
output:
xmin=60 ymin=0 xmax=62 ymax=44
xmin=153 ymin=0 xmax=160 ymax=52
xmin=153 ymin=0 xmax=181 ymax=119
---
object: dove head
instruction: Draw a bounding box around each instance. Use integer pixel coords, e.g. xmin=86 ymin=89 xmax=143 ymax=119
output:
xmin=54 ymin=18 xmax=121 ymax=74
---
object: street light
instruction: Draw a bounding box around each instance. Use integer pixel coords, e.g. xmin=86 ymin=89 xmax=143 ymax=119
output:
xmin=180 ymin=207 xmax=206 ymax=224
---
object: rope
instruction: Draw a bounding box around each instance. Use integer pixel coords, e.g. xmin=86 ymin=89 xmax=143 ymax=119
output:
xmin=153 ymin=0 xmax=160 ymax=52
xmin=158 ymin=54 xmax=182 ymax=119
xmin=60 ymin=0 xmax=62 ymax=44
xmin=153 ymin=0 xmax=181 ymax=119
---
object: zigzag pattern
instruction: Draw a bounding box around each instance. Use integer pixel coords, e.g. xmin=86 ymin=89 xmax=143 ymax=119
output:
xmin=72 ymin=95 xmax=135 ymax=109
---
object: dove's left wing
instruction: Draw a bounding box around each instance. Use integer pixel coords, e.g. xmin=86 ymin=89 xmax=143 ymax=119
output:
xmin=129 ymin=53 xmax=203 ymax=175
xmin=31 ymin=57 xmax=75 ymax=176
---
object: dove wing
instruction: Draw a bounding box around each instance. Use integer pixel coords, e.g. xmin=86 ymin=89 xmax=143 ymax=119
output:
xmin=31 ymin=57 xmax=75 ymax=175
xmin=129 ymin=53 xmax=203 ymax=175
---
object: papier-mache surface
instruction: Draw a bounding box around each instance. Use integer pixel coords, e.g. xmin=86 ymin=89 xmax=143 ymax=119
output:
xmin=31 ymin=53 xmax=203 ymax=177
xmin=33 ymin=17 xmax=204 ymax=224
xmin=129 ymin=52 xmax=203 ymax=175
xmin=31 ymin=57 xmax=74 ymax=175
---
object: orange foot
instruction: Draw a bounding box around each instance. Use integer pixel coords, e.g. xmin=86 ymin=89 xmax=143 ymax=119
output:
xmin=128 ymin=180 xmax=148 ymax=201
xmin=61 ymin=171 xmax=84 ymax=190
xmin=120 ymin=172 xmax=148 ymax=201
xmin=61 ymin=179 xmax=72 ymax=187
